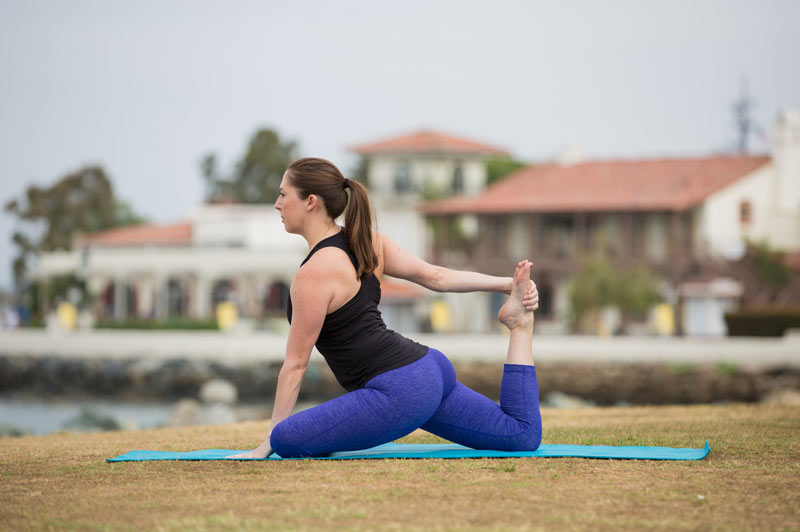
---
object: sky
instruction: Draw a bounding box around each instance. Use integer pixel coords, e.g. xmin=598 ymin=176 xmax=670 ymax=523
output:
xmin=1 ymin=0 xmax=799 ymax=291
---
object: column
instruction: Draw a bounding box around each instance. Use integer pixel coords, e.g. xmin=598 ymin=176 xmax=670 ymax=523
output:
xmin=153 ymin=273 xmax=167 ymax=320
xmin=113 ymin=278 xmax=127 ymax=319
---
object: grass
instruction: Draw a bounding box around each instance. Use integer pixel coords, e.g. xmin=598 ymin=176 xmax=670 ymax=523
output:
xmin=1 ymin=404 xmax=798 ymax=531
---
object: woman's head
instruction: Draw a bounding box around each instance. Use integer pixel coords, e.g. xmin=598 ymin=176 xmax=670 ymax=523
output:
xmin=280 ymin=157 xmax=377 ymax=278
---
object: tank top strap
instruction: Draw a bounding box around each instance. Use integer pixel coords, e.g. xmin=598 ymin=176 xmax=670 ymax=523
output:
xmin=300 ymin=230 xmax=358 ymax=270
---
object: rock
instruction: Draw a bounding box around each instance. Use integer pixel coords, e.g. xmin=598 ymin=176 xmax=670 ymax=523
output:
xmin=199 ymin=379 xmax=238 ymax=405
xmin=166 ymin=397 xmax=238 ymax=427
xmin=62 ymin=406 xmax=121 ymax=432
xmin=760 ymin=388 xmax=800 ymax=406
xmin=166 ymin=398 xmax=201 ymax=427
xmin=195 ymin=403 xmax=237 ymax=425
xmin=543 ymin=391 xmax=595 ymax=409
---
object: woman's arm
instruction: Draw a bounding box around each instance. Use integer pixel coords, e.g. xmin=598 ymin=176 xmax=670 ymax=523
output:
xmin=380 ymin=232 xmax=513 ymax=292
xmin=227 ymin=263 xmax=331 ymax=459
xmin=380 ymin=233 xmax=538 ymax=309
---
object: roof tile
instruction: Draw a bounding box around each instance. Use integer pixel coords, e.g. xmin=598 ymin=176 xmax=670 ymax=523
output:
xmin=423 ymin=155 xmax=770 ymax=214
xmin=76 ymin=222 xmax=192 ymax=247
xmin=350 ymin=130 xmax=508 ymax=156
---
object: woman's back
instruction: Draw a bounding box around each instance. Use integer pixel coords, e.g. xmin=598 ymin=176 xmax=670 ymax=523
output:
xmin=287 ymin=231 xmax=427 ymax=391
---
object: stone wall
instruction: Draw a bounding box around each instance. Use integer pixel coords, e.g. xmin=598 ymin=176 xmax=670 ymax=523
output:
xmin=2 ymin=355 xmax=798 ymax=405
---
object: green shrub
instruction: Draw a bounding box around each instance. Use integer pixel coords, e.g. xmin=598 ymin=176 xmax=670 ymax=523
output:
xmin=724 ymin=307 xmax=800 ymax=337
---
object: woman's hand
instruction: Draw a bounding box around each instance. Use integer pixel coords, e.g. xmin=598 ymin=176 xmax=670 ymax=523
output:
xmin=227 ymin=440 xmax=273 ymax=459
xmin=518 ymin=261 xmax=539 ymax=312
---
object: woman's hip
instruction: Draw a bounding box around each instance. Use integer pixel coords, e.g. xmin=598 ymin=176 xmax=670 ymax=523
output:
xmin=363 ymin=348 xmax=455 ymax=405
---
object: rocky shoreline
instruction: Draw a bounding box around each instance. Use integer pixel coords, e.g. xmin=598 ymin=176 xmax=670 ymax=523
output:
xmin=2 ymin=355 xmax=798 ymax=406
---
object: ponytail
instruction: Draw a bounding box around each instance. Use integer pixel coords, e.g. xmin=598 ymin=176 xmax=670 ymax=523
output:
xmin=343 ymin=179 xmax=378 ymax=279
xmin=286 ymin=157 xmax=378 ymax=278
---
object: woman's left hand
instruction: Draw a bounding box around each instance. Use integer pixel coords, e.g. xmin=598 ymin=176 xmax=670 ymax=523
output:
xmin=227 ymin=440 xmax=273 ymax=459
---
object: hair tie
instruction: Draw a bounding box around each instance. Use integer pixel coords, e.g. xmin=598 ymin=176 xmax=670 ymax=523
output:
xmin=343 ymin=178 xmax=350 ymax=190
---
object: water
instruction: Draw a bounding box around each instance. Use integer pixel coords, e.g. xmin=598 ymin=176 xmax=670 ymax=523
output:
xmin=0 ymin=397 xmax=175 ymax=435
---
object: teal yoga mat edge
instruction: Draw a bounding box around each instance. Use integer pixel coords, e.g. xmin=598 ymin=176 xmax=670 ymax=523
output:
xmin=106 ymin=441 xmax=710 ymax=462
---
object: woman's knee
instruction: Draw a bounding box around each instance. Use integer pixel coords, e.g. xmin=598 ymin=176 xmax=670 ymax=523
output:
xmin=508 ymin=424 xmax=542 ymax=452
xmin=270 ymin=419 xmax=307 ymax=458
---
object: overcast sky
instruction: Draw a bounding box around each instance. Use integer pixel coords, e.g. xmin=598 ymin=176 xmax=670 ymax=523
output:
xmin=1 ymin=0 xmax=799 ymax=290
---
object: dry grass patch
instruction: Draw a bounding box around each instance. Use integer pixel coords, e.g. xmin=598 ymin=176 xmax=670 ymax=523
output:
xmin=1 ymin=404 xmax=798 ymax=531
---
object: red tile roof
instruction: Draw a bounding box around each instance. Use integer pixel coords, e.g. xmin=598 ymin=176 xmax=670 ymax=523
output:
xmin=350 ymin=130 xmax=508 ymax=156
xmin=76 ymin=222 xmax=192 ymax=247
xmin=380 ymin=277 xmax=425 ymax=300
xmin=423 ymin=155 xmax=771 ymax=214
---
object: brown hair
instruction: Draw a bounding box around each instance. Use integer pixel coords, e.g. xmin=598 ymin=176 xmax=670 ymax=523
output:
xmin=286 ymin=157 xmax=377 ymax=278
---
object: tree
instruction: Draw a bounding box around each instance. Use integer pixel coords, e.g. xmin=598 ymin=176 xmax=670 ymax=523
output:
xmin=4 ymin=165 xmax=145 ymax=287
xmin=752 ymin=240 xmax=790 ymax=290
xmin=202 ymin=128 xmax=298 ymax=204
xmin=486 ymin=156 xmax=528 ymax=186
xmin=568 ymin=256 xmax=663 ymax=333
xmin=567 ymin=256 xmax=620 ymax=328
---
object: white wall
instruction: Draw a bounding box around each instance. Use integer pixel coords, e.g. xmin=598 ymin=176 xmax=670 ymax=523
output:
xmin=190 ymin=205 xmax=299 ymax=251
xmin=366 ymin=154 xmax=488 ymax=199
xmin=81 ymin=246 xmax=305 ymax=279
xmin=375 ymin=208 xmax=426 ymax=258
xmin=701 ymin=164 xmax=774 ymax=256
xmin=773 ymin=109 xmax=800 ymax=215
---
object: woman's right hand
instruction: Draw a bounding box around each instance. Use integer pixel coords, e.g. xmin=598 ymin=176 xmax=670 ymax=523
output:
xmin=227 ymin=440 xmax=273 ymax=459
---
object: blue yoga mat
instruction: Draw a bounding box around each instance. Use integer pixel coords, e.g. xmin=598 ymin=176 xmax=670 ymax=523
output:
xmin=107 ymin=441 xmax=710 ymax=462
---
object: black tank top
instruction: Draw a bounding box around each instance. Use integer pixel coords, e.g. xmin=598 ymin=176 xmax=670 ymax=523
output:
xmin=287 ymin=231 xmax=428 ymax=391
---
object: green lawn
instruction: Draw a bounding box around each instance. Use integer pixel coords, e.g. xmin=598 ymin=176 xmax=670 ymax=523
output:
xmin=1 ymin=404 xmax=798 ymax=531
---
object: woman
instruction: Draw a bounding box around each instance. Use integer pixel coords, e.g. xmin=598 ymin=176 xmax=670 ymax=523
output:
xmin=228 ymin=157 xmax=541 ymax=459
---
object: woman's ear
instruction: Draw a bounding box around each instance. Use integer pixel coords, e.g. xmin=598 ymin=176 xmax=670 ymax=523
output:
xmin=305 ymin=194 xmax=319 ymax=212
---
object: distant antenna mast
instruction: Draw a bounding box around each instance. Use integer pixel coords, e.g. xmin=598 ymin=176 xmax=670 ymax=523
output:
xmin=733 ymin=78 xmax=755 ymax=154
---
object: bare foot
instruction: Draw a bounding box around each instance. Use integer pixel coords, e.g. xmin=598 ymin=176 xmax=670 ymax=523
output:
xmin=498 ymin=261 xmax=534 ymax=330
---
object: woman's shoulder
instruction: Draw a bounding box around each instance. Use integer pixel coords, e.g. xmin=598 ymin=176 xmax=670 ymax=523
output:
xmin=298 ymin=246 xmax=357 ymax=282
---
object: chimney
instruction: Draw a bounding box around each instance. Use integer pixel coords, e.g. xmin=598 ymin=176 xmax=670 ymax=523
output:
xmin=556 ymin=145 xmax=584 ymax=166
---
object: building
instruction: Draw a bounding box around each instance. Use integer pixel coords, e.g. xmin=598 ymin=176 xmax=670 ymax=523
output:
xmin=423 ymin=110 xmax=800 ymax=336
xmin=33 ymin=203 xmax=424 ymax=331
xmin=350 ymin=129 xmax=508 ymax=258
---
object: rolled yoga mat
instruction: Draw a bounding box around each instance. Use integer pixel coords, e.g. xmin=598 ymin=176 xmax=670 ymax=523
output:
xmin=107 ymin=441 xmax=710 ymax=462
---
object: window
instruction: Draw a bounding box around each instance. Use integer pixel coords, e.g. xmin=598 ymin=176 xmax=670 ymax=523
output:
xmin=212 ymin=279 xmax=235 ymax=307
xmin=487 ymin=217 xmax=508 ymax=256
xmin=740 ymin=200 xmax=752 ymax=225
xmin=394 ymin=162 xmax=412 ymax=193
xmin=631 ymin=213 xmax=646 ymax=257
xmin=583 ymin=214 xmax=598 ymax=254
xmin=601 ymin=215 xmax=621 ymax=257
xmin=452 ymin=163 xmax=464 ymax=194
xmin=646 ymin=214 xmax=667 ymax=262
xmin=167 ymin=279 xmax=186 ymax=317
xmin=264 ymin=280 xmax=290 ymax=314
xmin=681 ymin=212 xmax=694 ymax=253
xmin=542 ymin=215 xmax=574 ymax=258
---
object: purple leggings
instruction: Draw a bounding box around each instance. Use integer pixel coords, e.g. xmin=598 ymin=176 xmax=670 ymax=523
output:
xmin=270 ymin=348 xmax=542 ymax=458
xmin=270 ymin=349 xmax=542 ymax=458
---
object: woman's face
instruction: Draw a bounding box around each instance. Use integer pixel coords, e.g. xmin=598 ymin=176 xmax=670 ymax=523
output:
xmin=274 ymin=172 xmax=305 ymax=234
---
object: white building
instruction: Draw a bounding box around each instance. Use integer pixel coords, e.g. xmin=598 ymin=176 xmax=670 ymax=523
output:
xmin=349 ymin=129 xmax=509 ymax=259
xmin=33 ymin=204 xmax=424 ymax=331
